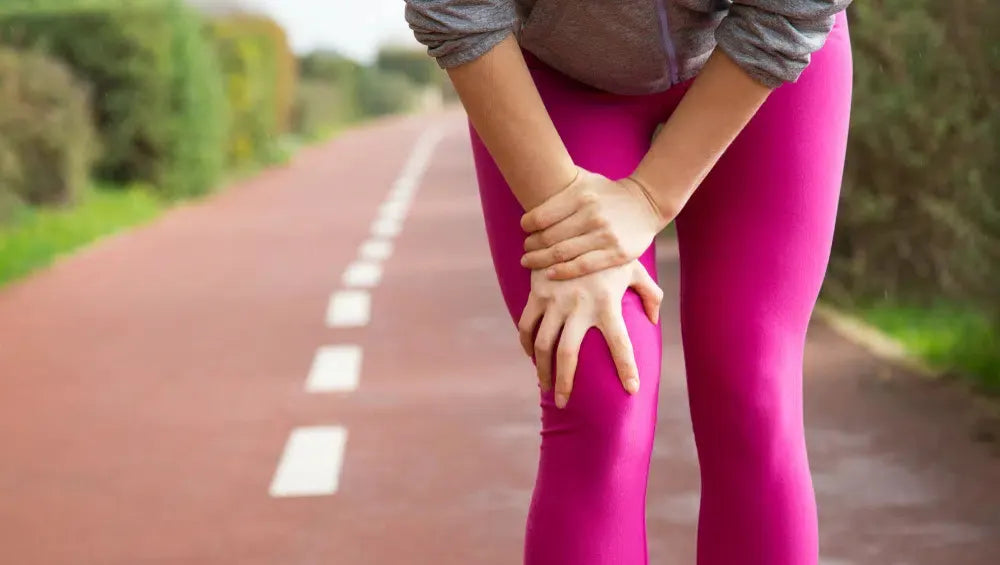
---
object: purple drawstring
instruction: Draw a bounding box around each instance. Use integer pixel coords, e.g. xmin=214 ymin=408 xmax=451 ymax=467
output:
xmin=654 ymin=0 xmax=681 ymax=85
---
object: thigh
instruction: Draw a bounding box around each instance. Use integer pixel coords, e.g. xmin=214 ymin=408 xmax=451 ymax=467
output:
xmin=468 ymin=57 xmax=663 ymax=413
xmin=675 ymin=14 xmax=853 ymax=448
xmin=471 ymin=61 xmax=663 ymax=324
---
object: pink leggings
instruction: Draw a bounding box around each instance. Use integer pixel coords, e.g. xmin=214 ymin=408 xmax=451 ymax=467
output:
xmin=469 ymin=13 xmax=852 ymax=565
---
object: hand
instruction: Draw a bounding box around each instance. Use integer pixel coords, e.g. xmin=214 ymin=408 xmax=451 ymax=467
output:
xmin=518 ymin=260 xmax=662 ymax=409
xmin=520 ymin=168 xmax=675 ymax=280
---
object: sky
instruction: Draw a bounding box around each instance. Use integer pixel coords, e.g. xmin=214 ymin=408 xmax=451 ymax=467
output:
xmin=246 ymin=0 xmax=421 ymax=62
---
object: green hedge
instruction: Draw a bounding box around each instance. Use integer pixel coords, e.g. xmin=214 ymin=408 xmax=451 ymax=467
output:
xmin=828 ymin=1 xmax=1000 ymax=314
xmin=295 ymin=51 xmax=418 ymax=136
xmin=291 ymin=80 xmax=354 ymax=141
xmin=208 ymin=13 xmax=296 ymax=168
xmin=300 ymin=49 xmax=362 ymax=85
xmin=0 ymin=0 xmax=227 ymax=199
xmin=0 ymin=47 xmax=96 ymax=214
xmin=376 ymin=47 xmax=443 ymax=88
xmin=355 ymin=68 xmax=418 ymax=118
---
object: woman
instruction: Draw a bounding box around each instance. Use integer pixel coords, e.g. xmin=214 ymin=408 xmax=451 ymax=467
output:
xmin=404 ymin=1 xmax=853 ymax=563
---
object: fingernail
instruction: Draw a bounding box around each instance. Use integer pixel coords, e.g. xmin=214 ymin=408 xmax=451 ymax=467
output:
xmin=520 ymin=255 xmax=528 ymax=267
xmin=555 ymin=393 xmax=568 ymax=409
xmin=625 ymin=378 xmax=640 ymax=394
xmin=546 ymin=268 xmax=557 ymax=279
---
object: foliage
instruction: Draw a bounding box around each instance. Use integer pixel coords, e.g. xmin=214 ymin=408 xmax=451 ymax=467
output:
xmin=376 ymin=46 xmax=443 ymax=87
xmin=861 ymin=302 xmax=1000 ymax=391
xmin=295 ymin=51 xmax=418 ymax=135
xmin=299 ymin=49 xmax=362 ymax=84
xmin=0 ymin=47 xmax=96 ymax=212
xmin=0 ymin=0 xmax=228 ymax=199
xmin=355 ymin=68 xmax=417 ymax=118
xmin=208 ymin=13 xmax=296 ymax=168
xmin=828 ymin=1 xmax=1000 ymax=318
xmin=291 ymin=80 xmax=355 ymax=140
xmin=0 ymin=182 xmax=163 ymax=286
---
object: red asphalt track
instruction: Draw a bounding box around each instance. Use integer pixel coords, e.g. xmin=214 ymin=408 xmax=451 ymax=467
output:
xmin=0 ymin=111 xmax=997 ymax=564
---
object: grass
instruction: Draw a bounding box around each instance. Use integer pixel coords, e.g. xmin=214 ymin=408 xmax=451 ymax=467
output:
xmin=0 ymin=128 xmax=353 ymax=290
xmin=858 ymin=301 xmax=1000 ymax=391
xmin=0 ymin=183 xmax=165 ymax=287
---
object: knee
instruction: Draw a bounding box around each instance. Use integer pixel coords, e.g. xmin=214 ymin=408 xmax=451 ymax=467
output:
xmin=542 ymin=328 xmax=659 ymax=466
xmin=687 ymin=323 xmax=807 ymax=469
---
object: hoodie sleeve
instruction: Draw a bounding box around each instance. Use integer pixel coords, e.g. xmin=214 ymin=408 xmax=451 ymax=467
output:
xmin=404 ymin=0 xmax=518 ymax=69
xmin=714 ymin=0 xmax=852 ymax=88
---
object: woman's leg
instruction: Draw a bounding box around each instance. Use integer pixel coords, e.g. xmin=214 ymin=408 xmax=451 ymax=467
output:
xmin=469 ymin=62 xmax=676 ymax=564
xmin=674 ymin=14 xmax=853 ymax=565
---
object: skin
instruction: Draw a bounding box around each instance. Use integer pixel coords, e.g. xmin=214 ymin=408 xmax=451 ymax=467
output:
xmin=448 ymin=33 xmax=771 ymax=408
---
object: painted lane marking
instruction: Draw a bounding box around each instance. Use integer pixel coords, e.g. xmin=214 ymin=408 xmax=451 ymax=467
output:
xmin=371 ymin=217 xmax=402 ymax=238
xmin=271 ymin=128 xmax=446 ymax=498
xmin=365 ymin=128 xmax=443 ymax=242
xmin=326 ymin=290 xmax=371 ymax=328
xmin=378 ymin=200 xmax=409 ymax=222
xmin=387 ymin=127 xmax=443 ymax=200
xmin=390 ymin=177 xmax=417 ymax=199
xmin=342 ymin=260 xmax=383 ymax=288
xmin=305 ymin=345 xmax=362 ymax=393
xmin=359 ymin=238 xmax=393 ymax=261
xmin=269 ymin=426 xmax=348 ymax=497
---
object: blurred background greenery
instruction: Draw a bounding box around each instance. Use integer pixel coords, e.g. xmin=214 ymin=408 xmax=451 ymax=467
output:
xmin=0 ymin=0 xmax=448 ymax=282
xmin=830 ymin=1 xmax=999 ymax=390
xmin=0 ymin=0 xmax=997 ymax=390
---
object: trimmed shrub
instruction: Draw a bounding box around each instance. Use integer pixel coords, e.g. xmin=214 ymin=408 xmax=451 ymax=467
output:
xmin=0 ymin=0 xmax=228 ymax=199
xmin=295 ymin=51 xmax=417 ymax=133
xmin=242 ymin=15 xmax=296 ymax=133
xmin=355 ymin=68 xmax=417 ymax=118
xmin=291 ymin=80 xmax=354 ymax=140
xmin=0 ymin=47 xmax=96 ymax=211
xmin=375 ymin=46 xmax=442 ymax=88
xmin=208 ymin=13 xmax=296 ymax=168
xmin=827 ymin=1 xmax=1000 ymax=317
xmin=300 ymin=49 xmax=362 ymax=85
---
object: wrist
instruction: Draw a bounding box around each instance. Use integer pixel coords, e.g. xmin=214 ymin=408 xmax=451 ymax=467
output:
xmin=623 ymin=171 xmax=680 ymax=230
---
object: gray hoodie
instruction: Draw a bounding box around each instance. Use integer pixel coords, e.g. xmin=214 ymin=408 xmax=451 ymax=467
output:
xmin=404 ymin=0 xmax=851 ymax=94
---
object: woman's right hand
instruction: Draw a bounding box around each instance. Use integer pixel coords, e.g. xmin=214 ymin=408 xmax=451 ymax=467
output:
xmin=518 ymin=260 xmax=662 ymax=408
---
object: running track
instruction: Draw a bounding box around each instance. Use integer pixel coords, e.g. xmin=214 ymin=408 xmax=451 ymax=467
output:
xmin=0 ymin=111 xmax=997 ymax=564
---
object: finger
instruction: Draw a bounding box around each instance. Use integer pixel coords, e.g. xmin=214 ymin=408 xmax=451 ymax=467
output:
xmin=554 ymin=313 xmax=588 ymax=409
xmin=533 ymin=306 xmax=564 ymax=394
xmin=522 ymin=231 xmax=606 ymax=271
xmin=630 ymin=264 xmax=663 ymax=325
xmin=517 ymin=296 xmax=545 ymax=358
xmin=522 ymin=211 xmax=591 ymax=252
xmin=546 ymin=250 xmax=625 ymax=280
xmin=598 ymin=311 xmax=640 ymax=395
xmin=521 ymin=185 xmax=596 ymax=233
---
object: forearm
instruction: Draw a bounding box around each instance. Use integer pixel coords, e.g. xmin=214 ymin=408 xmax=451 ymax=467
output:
xmin=631 ymin=48 xmax=772 ymax=218
xmin=448 ymin=34 xmax=577 ymax=211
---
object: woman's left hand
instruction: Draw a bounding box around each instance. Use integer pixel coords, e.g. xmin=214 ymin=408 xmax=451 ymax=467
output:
xmin=520 ymin=168 xmax=674 ymax=280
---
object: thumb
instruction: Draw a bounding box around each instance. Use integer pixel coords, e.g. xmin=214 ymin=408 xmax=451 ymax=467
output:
xmin=629 ymin=263 xmax=662 ymax=325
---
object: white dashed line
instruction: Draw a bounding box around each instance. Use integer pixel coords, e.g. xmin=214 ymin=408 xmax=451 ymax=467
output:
xmin=269 ymin=426 xmax=348 ymax=497
xmin=342 ymin=260 xmax=383 ymax=288
xmin=378 ymin=200 xmax=409 ymax=222
xmin=359 ymin=238 xmax=393 ymax=261
xmin=270 ymin=128 xmax=446 ymax=498
xmin=306 ymin=345 xmax=362 ymax=393
xmin=326 ymin=290 xmax=371 ymax=328
xmin=371 ymin=217 xmax=402 ymax=238
xmin=389 ymin=177 xmax=417 ymax=199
